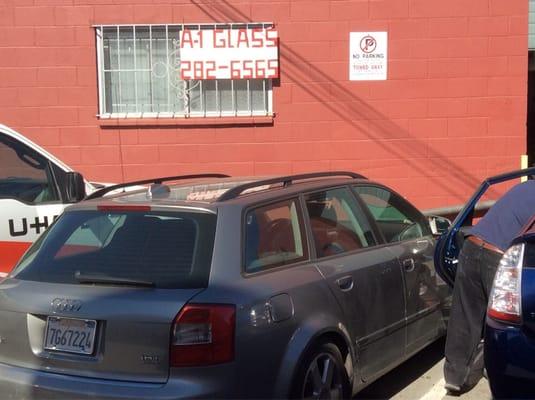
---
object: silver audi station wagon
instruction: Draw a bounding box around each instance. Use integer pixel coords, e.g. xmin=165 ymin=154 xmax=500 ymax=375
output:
xmin=0 ymin=172 xmax=450 ymax=399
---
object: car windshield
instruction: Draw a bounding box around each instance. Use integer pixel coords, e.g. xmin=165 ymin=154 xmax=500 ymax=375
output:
xmin=10 ymin=209 xmax=216 ymax=289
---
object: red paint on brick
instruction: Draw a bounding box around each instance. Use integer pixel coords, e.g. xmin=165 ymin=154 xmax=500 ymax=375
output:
xmin=251 ymin=2 xmax=290 ymax=20
xmin=389 ymin=20 xmax=429 ymax=39
xmin=329 ymin=1 xmax=369 ymax=21
xmin=370 ymin=0 xmax=409 ymax=19
xmin=0 ymin=68 xmax=38 ymax=87
xmin=0 ymin=27 xmax=35 ymax=46
xmin=122 ymin=145 xmax=159 ymax=164
xmin=468 ymin=16 xmax=509 ymax=36
xmin=290 ymin=1 xmax=330 ymax=22
xmin=410 ymin=0 xmax=489 ymax=18
xmin=468 ymin=56 xmax=508 ymax=77
xmin=509 ymin=16 xmax=528 ymax=35
xmin=490 ymin=0 xmax=528 ymax=16
xmin=428 ymin=17 xmax=468 ymax=38
xmin=36 ymin=27 xmax=76 ymax=47
xmin=0 ymin=0 xmax=528 ymax=208
xmin=60 ymin=127 xmax=100 ymax=146
xmin=81 ymin=145 xmax=121 ymax=165
xmin=54 ymin=6 xmax=94 ymax=26
xmin=447 ymin=117 xmax=488 ymax=137
xmin=408 ymin=119 xmax=448 ymax=138
xmin=14 ymin=48 xmax=56 ymax=68
xmin=133 ymin=5 xmax=173 ymax=24
xmin=37 ymin=67 xmax=77 ymax=86
xmin=489 ymin=36 xmax=527 ymax=56
xmin=14 ymin=7 xmax=55 ymax=26
xmin=94 ymin=5 xmax=134 ymax=24
xmin=17 ymin=87 xmax=59 ymax=107
xmin=428 ymin=98 xmax=468 ymax=118
xmin=158 ymin=145 xmax=199 ymax=164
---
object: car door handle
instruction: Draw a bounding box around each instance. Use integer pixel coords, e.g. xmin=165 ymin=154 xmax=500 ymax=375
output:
xmin=402 ymin=258 xmax=415 ymax=272
xmin=335 ymin=276 xmax=354 ymax=292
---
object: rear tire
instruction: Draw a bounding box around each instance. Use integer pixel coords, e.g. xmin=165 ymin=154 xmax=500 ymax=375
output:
xmin=291 ymin=342 xmax=350 ymax=399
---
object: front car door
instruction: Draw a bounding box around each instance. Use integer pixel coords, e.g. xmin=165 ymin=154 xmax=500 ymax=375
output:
xmin=354 ymin=184 xmax=447 ymax=355
xmin=0 ymin=133 xmax=69 ymax=275
xmin=303 ymin=186 xmax=406 ymax=382
xmin=435 ymin=167 xmax=535 ymax=288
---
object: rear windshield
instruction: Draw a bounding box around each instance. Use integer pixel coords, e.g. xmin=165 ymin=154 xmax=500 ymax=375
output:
xmin=11 ymin=210 xmax=216 ymax=289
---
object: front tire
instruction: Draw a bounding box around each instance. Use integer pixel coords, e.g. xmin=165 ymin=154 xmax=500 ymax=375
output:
xmin=292 ymin=342 xmax=350 ymax=399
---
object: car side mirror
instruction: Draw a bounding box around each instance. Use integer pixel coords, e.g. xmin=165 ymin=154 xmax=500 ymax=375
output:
xmin=428 ymin=215 xmax=452 ymax=236
xmin=65 ymin=172 xmax=86 ymax=203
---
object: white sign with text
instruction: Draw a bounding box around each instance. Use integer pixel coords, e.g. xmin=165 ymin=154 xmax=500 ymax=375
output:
xmin=179 ymin=28 xmax=279 ymax=80
xmin=349 ymin=32 xmax=387 ymax=81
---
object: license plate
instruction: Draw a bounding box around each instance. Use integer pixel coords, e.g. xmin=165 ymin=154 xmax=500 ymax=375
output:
xmin=44 ymin=317 xmax=97 ymax=355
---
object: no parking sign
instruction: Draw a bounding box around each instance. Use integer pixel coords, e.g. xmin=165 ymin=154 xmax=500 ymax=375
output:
xmin=349 ymin=32 xmax=388 ymax=81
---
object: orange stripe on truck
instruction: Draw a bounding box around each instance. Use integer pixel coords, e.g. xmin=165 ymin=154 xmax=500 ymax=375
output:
xmin=0 ymin=241 xmax=31 ymax=275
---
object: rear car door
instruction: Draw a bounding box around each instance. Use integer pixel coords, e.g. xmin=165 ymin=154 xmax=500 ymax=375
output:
xmin=303 ymin=186 xmax=406 ymax=382
xmin=353 ymin=185 xmax=445 ymax=354
xmin=0 ymin=133 xmax=71 ymax=275
xmin=239 ymin=197 xmax=332 ymax=396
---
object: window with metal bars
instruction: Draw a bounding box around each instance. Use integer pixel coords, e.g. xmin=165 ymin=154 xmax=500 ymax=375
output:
xmin=95 ymin=24 xmax=273 ymax=118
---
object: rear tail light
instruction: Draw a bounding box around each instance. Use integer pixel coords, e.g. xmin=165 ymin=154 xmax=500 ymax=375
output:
xmin=488 ymin=243 xmax=525 ymax=324
xmin=170 ymin=304 xmax=235 ymax=367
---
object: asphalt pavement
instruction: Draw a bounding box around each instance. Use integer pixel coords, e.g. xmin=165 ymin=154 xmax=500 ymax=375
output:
xmin=355 ymin=338 xmax=491 ymax=400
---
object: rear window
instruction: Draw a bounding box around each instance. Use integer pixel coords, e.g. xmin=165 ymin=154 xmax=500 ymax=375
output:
xmin=11 ymin=210 xmax=216 ymax=289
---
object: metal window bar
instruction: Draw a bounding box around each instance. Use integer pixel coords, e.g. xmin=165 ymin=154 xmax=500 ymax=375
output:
xmin=133 ymin=26 xmax=138 ymax=115
xmin=149 ymin=26 xmax=154 ymax=113
xmin=96 ymin=27 xmax=105 ymax=116
xmin=262 ymin=79 xmax=266 ymax=116
xmin=116 ymin=26 xmax=122 ymax=114
xmin=97 ymin=23 xmax=274 ymax=118
xmin=165 ymin=25 xmax=170 ymax=116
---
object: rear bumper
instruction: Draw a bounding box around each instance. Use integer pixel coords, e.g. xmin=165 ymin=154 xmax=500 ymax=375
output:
xmin=0 ymin=361 xmax=233 ymax=399
xmin=485 ymin=318 xmax=535 ymax=399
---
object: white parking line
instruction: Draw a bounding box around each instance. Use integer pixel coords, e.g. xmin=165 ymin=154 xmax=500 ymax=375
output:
xmin=418 ymin=377 xmax=447 ymax=400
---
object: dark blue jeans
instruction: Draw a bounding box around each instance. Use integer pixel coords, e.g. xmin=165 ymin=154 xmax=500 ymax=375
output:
xmin=444 ymin=237 xmax=503 ymax=389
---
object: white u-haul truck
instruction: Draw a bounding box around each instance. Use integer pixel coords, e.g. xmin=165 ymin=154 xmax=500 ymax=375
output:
xmin=0 ymin=124 xmax=93 ymax=277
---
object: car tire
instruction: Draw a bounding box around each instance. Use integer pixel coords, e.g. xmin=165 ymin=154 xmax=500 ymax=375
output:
xmin=291 ymin=342 xmax=351 ymax=399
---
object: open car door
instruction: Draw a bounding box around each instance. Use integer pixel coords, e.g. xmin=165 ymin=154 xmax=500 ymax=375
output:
xmin=435 ymin=167 xmax=535 ymax=288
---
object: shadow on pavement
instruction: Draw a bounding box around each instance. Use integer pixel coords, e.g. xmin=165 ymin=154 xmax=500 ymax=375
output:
xmin=355 ymin=337 xmax=446 ymax=399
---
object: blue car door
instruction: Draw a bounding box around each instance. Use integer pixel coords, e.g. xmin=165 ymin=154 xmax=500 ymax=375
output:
xmin=435 ymin=167 xmax=535 ymax=288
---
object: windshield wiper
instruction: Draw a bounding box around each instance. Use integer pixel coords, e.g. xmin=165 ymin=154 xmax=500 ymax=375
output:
xmin=74 ymin=272 xmax=155 ymax=287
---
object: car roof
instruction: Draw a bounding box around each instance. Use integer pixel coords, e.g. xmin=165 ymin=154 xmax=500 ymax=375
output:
xmin=68 ymin=172 xmax=372 ymax=212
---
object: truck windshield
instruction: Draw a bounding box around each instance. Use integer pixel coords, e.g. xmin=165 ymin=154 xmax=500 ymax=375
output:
xmin=11 ymin=210 xmax=216 ymax=289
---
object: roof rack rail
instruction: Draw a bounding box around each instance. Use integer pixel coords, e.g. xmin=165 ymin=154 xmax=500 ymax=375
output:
xmin=217 ymin=171 xmax=366 ymax=202
xmin=85 ymin=173 xmax=230 ymax=200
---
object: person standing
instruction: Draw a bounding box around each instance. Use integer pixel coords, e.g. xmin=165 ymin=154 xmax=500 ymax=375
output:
xmin=444 ymin=179 xmax=535 ymax=394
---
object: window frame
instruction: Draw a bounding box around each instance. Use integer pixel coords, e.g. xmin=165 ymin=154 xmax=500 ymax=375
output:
xmin=0 ymin=135 xmax=62 ymax=206
xmin=95 ymin=23 xmax=275 ymax=119
xmin=352 ymin=183 xmax=432 ymax=244
xmin=241 ymin=196 xmax=310 ymax=275
xmin=302 ymin=185 xmax=379 ymax=260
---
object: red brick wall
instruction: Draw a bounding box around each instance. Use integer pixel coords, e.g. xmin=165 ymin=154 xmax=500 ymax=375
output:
xmin=0 ymin=0 xmax=528 ymax=208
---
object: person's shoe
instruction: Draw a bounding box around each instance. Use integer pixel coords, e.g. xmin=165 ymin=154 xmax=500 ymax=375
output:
xmin=445 ymin=382 xmax=462 ymax=396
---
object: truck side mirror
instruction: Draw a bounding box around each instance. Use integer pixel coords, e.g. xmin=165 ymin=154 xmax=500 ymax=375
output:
xmin=65 ymin=172 xmax=86 ymax=203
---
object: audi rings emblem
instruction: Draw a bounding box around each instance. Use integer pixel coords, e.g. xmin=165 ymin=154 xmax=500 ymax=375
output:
xmin=51 ymin=298 xmax=82 ymax=312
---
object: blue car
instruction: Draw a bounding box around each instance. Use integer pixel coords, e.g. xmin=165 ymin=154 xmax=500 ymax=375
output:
xmin=435 ymin=167 xmax=535 ymax=399
xmin=484 ymin=220 xmax=535 ymax=399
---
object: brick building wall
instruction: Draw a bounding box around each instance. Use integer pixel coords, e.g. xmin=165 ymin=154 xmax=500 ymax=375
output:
xmin=0 ymin=0 xmax=528 ymax=209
